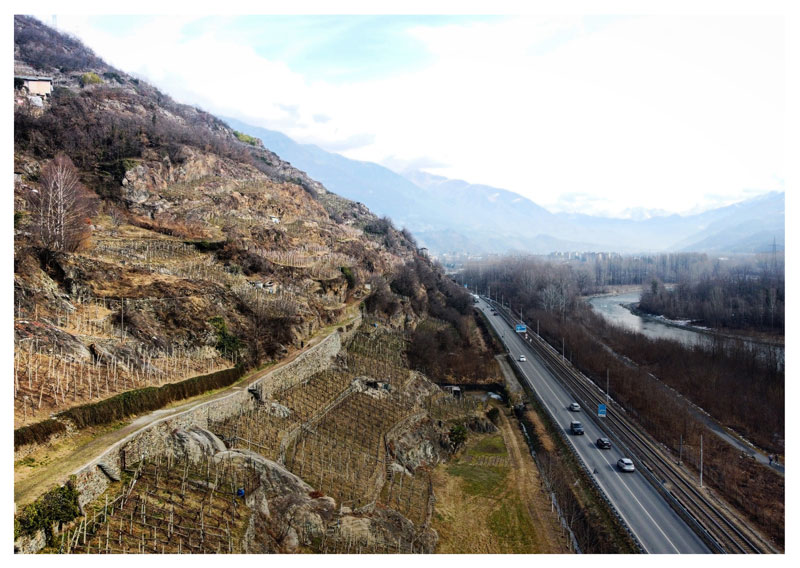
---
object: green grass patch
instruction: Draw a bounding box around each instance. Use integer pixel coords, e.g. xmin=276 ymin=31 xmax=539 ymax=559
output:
xmin=446 ymin=463 xmax=507 ymax=497
xmin=15 ymin=456 xmax=37 ymax=468
xmin=468 ymin=433 xmax=507 ymax=457
xmin=488 ymin=501 xmax=538 ymax=553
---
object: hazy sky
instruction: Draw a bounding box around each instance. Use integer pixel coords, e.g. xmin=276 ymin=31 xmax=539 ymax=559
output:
xmin=45 ymin=12 xmax=785 ymax=218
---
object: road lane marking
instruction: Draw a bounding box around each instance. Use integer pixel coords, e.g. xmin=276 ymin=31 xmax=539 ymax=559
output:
xmin=484 ymin=303 xmax=684 ymax=553
xmin=511 ymin=361 xmax=651 ymax=552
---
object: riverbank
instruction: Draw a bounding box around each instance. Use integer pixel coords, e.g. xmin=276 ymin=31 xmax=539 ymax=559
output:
xmin=627 ymin=302 xmax=785 ymax=349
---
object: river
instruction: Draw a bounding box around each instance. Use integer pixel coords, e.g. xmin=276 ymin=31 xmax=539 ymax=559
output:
xmin=587 ymin=290 xmax=784 ymax=367
xmin=587 ymin=291 xmax=711 ymax=347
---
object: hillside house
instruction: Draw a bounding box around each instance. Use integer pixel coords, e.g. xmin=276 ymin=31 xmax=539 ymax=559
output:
xmin=443 ymin=385 xmax=462 ymax=398
xmin=270 ymin=216 xmax=280 ymax=224
xmin=15 ymin=76 xmax=53 ymax=97
xmin=250 ymin=280 xmax=279 ymax=294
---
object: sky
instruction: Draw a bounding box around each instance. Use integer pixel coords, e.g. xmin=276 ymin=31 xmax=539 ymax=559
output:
xmin=35 ymin=10 xmax=785 ymax=218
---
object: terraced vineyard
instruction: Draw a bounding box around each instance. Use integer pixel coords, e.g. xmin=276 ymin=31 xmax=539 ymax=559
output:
xmin=62 ymin=454 xmax=259 ymax=554
xmin=54 ymin=321 xmax=490 ymax=554
xmin=379 ymin=466 xmax=433 ymax=527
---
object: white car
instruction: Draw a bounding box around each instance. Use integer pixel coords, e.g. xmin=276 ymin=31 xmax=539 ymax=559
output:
xmin=617 ymin=458 xmax=635 ymax=472
xmin=568 ymin=402 xmax=581 ymax=412
xmin=519 ymin=355 xmax=526 ymax=362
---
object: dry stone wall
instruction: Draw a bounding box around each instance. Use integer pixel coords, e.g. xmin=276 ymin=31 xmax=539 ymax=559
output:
xmin=16 ymin=318 xmax=361 ymax=554
xmin=72 ymin=320 xmax=359 ymax=510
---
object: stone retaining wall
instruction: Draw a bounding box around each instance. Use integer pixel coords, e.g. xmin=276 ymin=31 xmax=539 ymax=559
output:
xmin=75 ymin=325 xmax=356 ymax=509
xmin=17 ymin=317 xmax=362 ymax=553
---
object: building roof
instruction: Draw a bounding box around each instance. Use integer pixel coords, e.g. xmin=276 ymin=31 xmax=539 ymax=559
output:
xmin=15 ymin=76 xmax=53 ymax=82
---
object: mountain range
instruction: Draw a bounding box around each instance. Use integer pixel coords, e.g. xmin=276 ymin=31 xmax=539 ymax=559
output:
xmin=225 ymin=117 xmax=785 ymax=257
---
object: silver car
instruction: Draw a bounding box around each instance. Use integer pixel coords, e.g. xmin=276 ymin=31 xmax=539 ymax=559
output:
xmin=568 ymin=402 xmax=581 ymax=412
xmin=617 ymin=458 xmax=635 ymax=472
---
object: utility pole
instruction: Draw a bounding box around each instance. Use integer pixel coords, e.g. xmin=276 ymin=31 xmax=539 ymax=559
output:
xmin=537 ymin=320 xmax=539 ymax=337
xmin=606 ymin=369 xmax=609 ymax=404
xmin=679 ymin=435 xmax=683 ymax=466
xmin=562 ymin=337 xmax=565 ymax=361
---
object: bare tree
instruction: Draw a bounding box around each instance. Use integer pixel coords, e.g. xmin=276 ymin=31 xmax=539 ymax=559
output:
xmin=107 ymin=204 xmax=125 ymax=236
xmin=28 ymin=153 xmax=93 ymax=251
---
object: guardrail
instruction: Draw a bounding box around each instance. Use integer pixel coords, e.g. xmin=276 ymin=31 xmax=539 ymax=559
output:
xmin=508 ymin=355 xmax=644 ymax=553
xmin=486 ymin=297 xmax=767 ymax=554
xmin=521 ymin=330 xmax=724 ymax=553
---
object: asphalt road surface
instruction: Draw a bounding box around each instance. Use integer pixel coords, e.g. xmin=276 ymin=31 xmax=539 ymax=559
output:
xmin=477 ymin=298 xmax=710 ymax=554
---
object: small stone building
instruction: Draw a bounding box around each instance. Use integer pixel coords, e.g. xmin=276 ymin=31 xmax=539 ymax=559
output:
xmin=250 ymin=280 xmax=279 ymax=294
xmin=15 ymin=76 xmax=53 ymax=97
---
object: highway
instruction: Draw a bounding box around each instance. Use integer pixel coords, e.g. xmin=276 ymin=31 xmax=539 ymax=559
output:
xmin=476 ymin=298 xmax=711 ymax=554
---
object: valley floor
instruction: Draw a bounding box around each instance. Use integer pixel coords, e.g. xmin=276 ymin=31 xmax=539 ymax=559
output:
xmin=432 ymin=401 xmax=568 ymax=554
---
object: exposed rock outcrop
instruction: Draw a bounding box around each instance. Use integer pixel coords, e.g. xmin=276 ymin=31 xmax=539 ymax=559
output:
xmin=169 ymin=426 xmax=227 ymax=462
xmin=162 ymin=426 xmax=437 ymax=553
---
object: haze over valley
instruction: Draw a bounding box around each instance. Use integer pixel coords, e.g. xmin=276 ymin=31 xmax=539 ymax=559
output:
xmin=224 ymin=117 xmax=785 ymax=257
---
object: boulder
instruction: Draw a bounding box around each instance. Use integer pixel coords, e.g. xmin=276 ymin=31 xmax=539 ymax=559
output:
xmin=169 ymin=426 xmax=227 ymax=463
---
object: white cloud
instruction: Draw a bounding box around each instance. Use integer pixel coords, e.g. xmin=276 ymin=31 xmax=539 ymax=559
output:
xmin=51 ymin=14 xmax=784 ymax=217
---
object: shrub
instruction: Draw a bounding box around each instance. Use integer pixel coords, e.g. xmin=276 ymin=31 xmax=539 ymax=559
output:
xmin=189 ymin=239 xmax=226 ymax=252
xmin=102 ymin=71 xmax=123 ymax=84
xmin=14 ymin=211 xmax=28 ymax=229
xmin=57 ymin=366 xmax=244 ymax=429
xmin=340 ymin=266 xmax=356 ymax=289
xmin=15 ymin=481 xmax=81 ymax=540
xmin=449 ymin=424 xmax=468 ymax=448
xmin=233 ymin=130 xmax=260 ymax=146
xmin=209 ymin=316 xmax=243 ymax=359
xmin=14 ymin=419 xmax=67 ymax=449
xmin=364 ymin=216 xmax=393 ymax=236
xmin=79 ymin=72 xmax=102 ymax=87
xmin=100 ymin=158 xmax=139 ymax=184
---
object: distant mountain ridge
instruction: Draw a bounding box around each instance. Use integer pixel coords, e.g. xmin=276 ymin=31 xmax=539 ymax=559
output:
xmin=226 ymin=117 xmax=785 ymax=256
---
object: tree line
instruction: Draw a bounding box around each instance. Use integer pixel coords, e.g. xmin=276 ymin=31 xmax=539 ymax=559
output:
xmin=462 ymin=255 xmax=785 ymax=544
xmin=462 ymin=255 xmax=784 ymax=449
xmin=640 ymin=257 xmax=784 ymax=332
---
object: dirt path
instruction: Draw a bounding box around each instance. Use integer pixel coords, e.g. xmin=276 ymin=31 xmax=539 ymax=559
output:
xmin=432 ymin=404 xmax=569 ymax=553
xmin=495 ymin=407 xmax=569 ymax=553
xmin=14 ymin=310 xmax=359 ymax=509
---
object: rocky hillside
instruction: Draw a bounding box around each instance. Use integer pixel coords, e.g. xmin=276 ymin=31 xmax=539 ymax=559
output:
xmin=13 ymin=15 xmax=465 ymax=430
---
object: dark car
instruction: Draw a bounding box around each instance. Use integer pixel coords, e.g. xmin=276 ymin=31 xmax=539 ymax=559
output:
xmin=570 ymin=421 xmax=584 ymax=435
xmin=596 ymin=437 xmax=612 ymax=449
